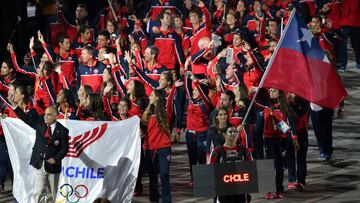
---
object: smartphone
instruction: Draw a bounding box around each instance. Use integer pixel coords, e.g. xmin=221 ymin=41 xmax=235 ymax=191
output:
xmin=226 ymin=47 xmax=233 ymax=64
xmin=321 ymin=18 xmax=326 ymax=25
xmin=287 ymin=3 xmax=294 ymax=11
xmin=111 ymin=33 xmax=119 ymax=39
xmin=128 ymin=15 xmax=136 ymax=21
xmin=103 ymin=54 xmax=110 ymax=59
xmin=212 ymin=33 xmax=222 ymax=48
xmin=279 ymin=9 xmax=285 ymax=18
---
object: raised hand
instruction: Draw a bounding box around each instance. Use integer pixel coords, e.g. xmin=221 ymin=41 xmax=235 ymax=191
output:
xmin=175 ymin=80 xmax=184 ymax=87
xmin=37 ymin=30 xmax=45 ymax=44
xmin=198 ymin=0 xmax=205 ymax=8
xmin=108 ymin=53 xmax=116 ymax=66
xmin=124 ymin=51 xmax=132 ymax=65
xmin=103 ymin=82 xmax=114 ymax=96
xmin=54 ymin=64 xmax=62 ymax=74
xmin=29 ymin=37 xmax=35 ymax=51
xmin=7 ymin=43 xmax=14 ymax=53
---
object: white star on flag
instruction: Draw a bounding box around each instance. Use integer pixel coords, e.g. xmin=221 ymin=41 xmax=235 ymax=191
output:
xmin=296 ymin=27 xmax=313 ymax=48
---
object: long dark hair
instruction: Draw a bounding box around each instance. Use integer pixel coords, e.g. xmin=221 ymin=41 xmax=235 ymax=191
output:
xmin=117 ymin=97 xmax=131 ymax=118
xmin=102 ymin=68 xmax=117 ymax=95
xmin=132 ymin=80 xmax=149 ymax=112
xmin=270 ymin=90 xmax=289 ymax=116
xmin=119 ymin=97 xmax=131 ymax=110
xmin=236 ymin=83 xmax=249 ymax=107
xmin=142 ymin=89 xmax=171 ymax=137
xmin=106 ymin=19 xmax=119 ymax=33
xmin=16 ymin=85 xmax=30 ymax=104
xmin=235 ymin=0 xmax=249 ymax=22
xmin=82 ymin=85 xmax=93 ymax=96
xmin=78 ymin=84 xmax=93 ymax=105
xmin=86 ymin=93 xmax=110 ymax=121
xmin=222 ymin=9 xmax=239 ymax=34
xmin=42 ymin=61 xmax=55 ymax=76
xmin=59 ymin=89 xmax=77 ymax=110
xmin=212 ymin=106 xmax=229 ymax=130
xmin=161 ymin=71 xmax=174 ymax=87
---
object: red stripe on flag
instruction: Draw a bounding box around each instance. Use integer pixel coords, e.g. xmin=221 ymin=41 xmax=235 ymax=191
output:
xmin=263 ymin=48 xmax=347 ymax=109
xmin=75 ymin=124 xmax=107 ymax=156
xmin=66 ymin=123 xmax=108 ymax=158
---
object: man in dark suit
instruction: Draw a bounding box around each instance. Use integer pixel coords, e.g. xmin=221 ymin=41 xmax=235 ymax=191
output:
xmin=14 ymin=105 xmax=69 ymax=203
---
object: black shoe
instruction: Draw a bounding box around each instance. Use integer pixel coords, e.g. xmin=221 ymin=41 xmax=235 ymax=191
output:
xmin=0 ymin=185 xmax=5 ymax=193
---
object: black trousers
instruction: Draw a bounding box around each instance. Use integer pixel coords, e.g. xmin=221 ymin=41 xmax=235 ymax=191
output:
xmin=337 ymin=26 xmax=360 ymax=67
xmin=310 ymin=108 xmax=334 ymax=157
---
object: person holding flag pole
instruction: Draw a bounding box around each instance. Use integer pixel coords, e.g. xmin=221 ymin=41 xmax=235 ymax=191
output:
xmin=238 ymin=7 xmax=348 ymax=152
xmin=107 ymin=0 xmax=119 ymax=23
xmin=237 ymin=7 xmax=347 ymax=198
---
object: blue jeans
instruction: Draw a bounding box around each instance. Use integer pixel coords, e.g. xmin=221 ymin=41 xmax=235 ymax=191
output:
xmin=0 ymin=140 xmax=12 ymax=187
xmin=145 ymin=147 xmax=172 ymax=203
xmin=264 ymin=137 xmax=285 ymax=193
xmin=185 ymin=131 xmax=207 ymax=181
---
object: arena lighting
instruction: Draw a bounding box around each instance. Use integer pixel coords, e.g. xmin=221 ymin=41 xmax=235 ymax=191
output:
xmin=223 ymin=173 xmax=250 ymax=183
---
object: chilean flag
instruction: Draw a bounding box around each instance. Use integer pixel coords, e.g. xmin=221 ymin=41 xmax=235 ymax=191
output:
xmin=262 ymin=10 xmax=347 ymax=109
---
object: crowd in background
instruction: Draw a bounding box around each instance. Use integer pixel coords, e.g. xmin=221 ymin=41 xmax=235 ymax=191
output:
xmin=0 ymin=0 xmax=359 ymax=202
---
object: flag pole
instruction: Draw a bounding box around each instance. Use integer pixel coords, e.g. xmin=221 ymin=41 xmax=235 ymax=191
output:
xmin=239 ymin=9 xmax=297 ymax=149
xmin=107 ymin=0 xmax=119 ymax=22
xmin=281 ymin=17 xmax=284 ymax=36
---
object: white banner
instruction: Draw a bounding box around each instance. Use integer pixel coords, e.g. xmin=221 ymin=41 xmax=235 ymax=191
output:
xmin=1 ymin=116 xmax=141 ymax=203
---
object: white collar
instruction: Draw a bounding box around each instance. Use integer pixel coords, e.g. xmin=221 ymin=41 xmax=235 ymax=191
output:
xmin=49 ymin=122 xmax=57 ymax=133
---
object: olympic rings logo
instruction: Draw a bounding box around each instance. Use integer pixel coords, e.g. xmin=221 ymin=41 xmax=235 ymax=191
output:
xmin=55 ymin=184 xmax=88 ymax=203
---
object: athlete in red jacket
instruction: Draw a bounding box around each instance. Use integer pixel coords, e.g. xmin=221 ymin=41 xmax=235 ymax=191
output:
xmin=257 ymin=88 xmax=299 ymax=200
xmin=184 ymin=71 xmax=212 ymax=183
xmin=77 ymin=46 xmax=106 ymax=93
xmin=338 ymin=0 xmax=360 ymax=70
xmin=142 ymin=89 xmax=173 ymax=203
xmin=189 ymin=1 xmax=212 ymax=56
xmin=148 ymin=10 xmax=185 ymax=71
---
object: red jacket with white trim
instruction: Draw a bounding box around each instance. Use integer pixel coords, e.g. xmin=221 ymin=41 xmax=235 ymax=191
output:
xmin=148 ymin=29 xmax=185 ymax=70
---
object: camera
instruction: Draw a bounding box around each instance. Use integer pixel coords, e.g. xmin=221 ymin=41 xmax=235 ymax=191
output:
xmin=111 ymin=33 xmax=119 ymax=39
xmin=257 ymin=8 xmax=264 ymax=18
xmin=103 ymin=54 xmax=110 ymax=59
xmin=279 ymin=9 xmax=286 ymax=18
xmin=287 ymin=3 xmax=294 ymax=11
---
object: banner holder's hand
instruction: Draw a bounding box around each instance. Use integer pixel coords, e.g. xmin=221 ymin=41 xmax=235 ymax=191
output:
xmin=47 ymin=158 xmax=56 ymax=165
